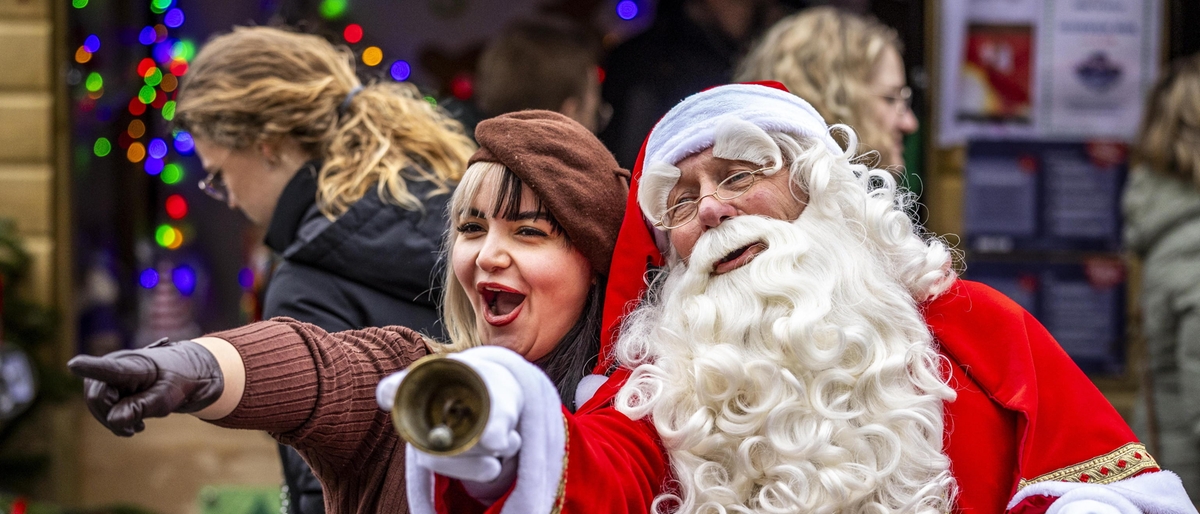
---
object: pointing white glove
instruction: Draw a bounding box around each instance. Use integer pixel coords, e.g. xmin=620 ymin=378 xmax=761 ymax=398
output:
xmin=376 ymin=349 xmax=525 ymax=484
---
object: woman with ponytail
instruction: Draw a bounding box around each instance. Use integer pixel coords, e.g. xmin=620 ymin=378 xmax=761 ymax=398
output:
xmin=172 ymin=26 xmax=474 ymax=514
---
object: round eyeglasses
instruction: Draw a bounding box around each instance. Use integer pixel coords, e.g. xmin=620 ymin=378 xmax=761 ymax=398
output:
xmin=198 ymin=170 xmax=228 ymax=202
xmin=654 ymin=168 xmax=768 ymax=230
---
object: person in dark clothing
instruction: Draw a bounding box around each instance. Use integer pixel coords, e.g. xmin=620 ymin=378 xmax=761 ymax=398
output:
xmin=172 ymin=27 xmax=475 ymax=514
xmin=599 ymin=0 xmax=787 ymax=168
xmin=258 ymin=164 xmax=452 ymax=514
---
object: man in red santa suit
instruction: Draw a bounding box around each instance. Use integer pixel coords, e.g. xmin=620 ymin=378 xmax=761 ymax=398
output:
xmin=599 ymin=82 xmax=1198 ymax=514
xmin=387 ymin=82 xmax=1197 ymax=514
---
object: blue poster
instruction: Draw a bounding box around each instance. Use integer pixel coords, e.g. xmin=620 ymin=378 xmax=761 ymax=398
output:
xmin=964 ymin=140 xmax=1126 ymax=252
xmin=965 ymin=257 xmax=1126 ymax=374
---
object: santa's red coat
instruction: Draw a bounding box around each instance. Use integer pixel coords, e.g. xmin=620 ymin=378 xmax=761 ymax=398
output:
xmin=430 ymin=278 xmax=1160 ymax=514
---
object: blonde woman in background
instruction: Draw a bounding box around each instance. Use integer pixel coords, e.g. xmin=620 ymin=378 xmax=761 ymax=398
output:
xmin=1123 ymin=52 xmax=1200 ymax=502
xmin=736 ymin=7 xmax=917 ymax=170
xmin=174 ymin=26 xmax=474 ymax=514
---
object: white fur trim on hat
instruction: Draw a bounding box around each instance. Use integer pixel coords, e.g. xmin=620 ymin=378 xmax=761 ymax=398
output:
xmin=643 ymin=84 xmax=842 ymax=171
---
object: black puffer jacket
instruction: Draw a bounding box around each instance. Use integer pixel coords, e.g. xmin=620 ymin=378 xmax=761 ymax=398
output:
xmin=262 ymin=162 xmax=449 ymax=514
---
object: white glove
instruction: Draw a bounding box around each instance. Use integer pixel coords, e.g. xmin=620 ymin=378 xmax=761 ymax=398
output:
xmin=1047 ymin=487 xmax=1142 ymax=514
xmin=376 ymin=350 xmax=525 ymax=484
xmin=1051 ymin=500 xmax=1126 ymax=514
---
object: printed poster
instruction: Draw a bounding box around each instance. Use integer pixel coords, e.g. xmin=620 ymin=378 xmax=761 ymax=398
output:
xmin=937 ymin=0 xmax=1160 ymax=146
xmin=1041 ymin=0 xmax=1161 ymax=139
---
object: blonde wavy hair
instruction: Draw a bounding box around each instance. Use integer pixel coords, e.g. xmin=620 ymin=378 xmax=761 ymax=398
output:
xmin=175 ymin=26 xmax=475 ymax=218
xmin=736 ymin=7 xmax=902 ymax=167
xmin=1134 ymin=53 xmax=1200 ymax=186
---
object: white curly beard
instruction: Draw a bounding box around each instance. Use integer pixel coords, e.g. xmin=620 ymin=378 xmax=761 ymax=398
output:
xmin=615 ymin=214 xmax=958 ymax=514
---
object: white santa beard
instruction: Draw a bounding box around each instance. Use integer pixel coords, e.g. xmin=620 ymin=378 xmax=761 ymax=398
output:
xmin=616 ymin=215 xmax=957 ymax=514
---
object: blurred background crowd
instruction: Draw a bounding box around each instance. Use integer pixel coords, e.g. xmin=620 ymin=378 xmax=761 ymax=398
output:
xmin=0 ymin=0 xmax=1197 ymax=512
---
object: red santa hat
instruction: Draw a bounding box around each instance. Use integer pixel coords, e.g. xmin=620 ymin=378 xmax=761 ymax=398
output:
xmin=596 ymin=81 xmax=839 ymax=374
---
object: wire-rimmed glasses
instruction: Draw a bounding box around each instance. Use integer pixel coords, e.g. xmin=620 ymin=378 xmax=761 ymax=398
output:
xmin=198 ymin=171 xmax=228 ymax=202
xmin=878 ymin=86 xmax=913 ymax=115
xmin=198 ymin=150 xmax=231 ymax=202
xmin=654 ymin=167 xmax=769 ymax=230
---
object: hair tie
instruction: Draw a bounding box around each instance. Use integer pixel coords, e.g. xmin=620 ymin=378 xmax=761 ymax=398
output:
xmin=338 ymin=85 xmax=364 ymax=117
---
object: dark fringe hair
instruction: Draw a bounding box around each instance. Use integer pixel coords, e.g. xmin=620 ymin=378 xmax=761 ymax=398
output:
xmin=535 ymin=280 xmax=604 ymax=412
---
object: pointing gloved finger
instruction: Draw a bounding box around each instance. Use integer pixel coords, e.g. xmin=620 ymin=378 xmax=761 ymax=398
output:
xmin=82 ymin=378 xmax=120 ymax=432
xmin=68 ymin=354 xmax=157 ymax=391
xmin=105 ymin=387 xmax=174 ymax=437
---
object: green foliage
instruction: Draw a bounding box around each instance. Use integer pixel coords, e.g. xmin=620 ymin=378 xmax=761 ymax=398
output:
xmin=0 ymin=218 xmax=70 ymax=493
xmin=197 ymin=486 xmax=282 ymax=514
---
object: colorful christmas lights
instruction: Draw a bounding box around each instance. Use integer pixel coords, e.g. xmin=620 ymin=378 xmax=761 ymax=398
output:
xmin=144 ymin=157 xmax=164 ymax=175
xmin=238 ymin=268 xmax=254 ymax=290
xmin=128 ymin=119 xmax=146 ymax=138
xmin=84 ymin=72 xmax=103 ymax=92
xmin=319 ymin=0 xmax=348 ymax=19
xmin=160 ymin=164 xmax=183 ymax=185
xmin=127 ymin=142 xmax=146 ymax=163
xmin=172 ymin=265 xmax=196 ymax=295
xmin=93 ymin=137 xmax=111 ymax=157
xmin=172 ymin=132 xmax=194 ymax=154
xmin=616 ymin=0 xmax=639 ymax=20
xmin=164 ymin=9 xmax=184 ymax=28
xmin=139 ymin=269 xmax=159 ymax=289
xmin=165 ymin=195 xmax=187 ymax=219
xmin=138 ymin=26 xmax=157 ymax=45
xmin=343 ymin=24 xmax=363 ymax=44
xmin=390 ymin=60 xmax=411 ymax=81
xmin=362 ymin=46 xmax=383 ymax=66
xmin=148 ymin=138 xmax=168 ymax=159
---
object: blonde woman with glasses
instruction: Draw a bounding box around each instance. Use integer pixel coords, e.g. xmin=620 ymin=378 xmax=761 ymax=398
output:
xmin=174 ymin=26 xmax=474 ymax=514
xmin=736 ymin=7 xmax=917 ymax=170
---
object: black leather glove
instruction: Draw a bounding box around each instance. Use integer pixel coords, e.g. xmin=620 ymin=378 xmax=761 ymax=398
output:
xmin=67 ymin=339 xmax=224 ymax=437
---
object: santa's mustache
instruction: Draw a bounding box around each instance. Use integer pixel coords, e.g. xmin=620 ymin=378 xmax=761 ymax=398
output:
xmin=684 ymin=216 xmax=809 ymax=277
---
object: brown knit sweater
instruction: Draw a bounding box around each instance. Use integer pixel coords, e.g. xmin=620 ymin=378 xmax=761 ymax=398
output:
xmin=207 ymin=317 xmax=428 ymax=513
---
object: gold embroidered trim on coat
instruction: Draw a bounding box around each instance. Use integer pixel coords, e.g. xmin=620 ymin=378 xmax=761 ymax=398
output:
xmin=550 ymin=416 xmax=569 ymax=514
xmin=1017 ymin=442 xmax=1159 ymax=489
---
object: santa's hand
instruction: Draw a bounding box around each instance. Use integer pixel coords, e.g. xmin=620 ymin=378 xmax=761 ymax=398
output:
xmin=382 ymin=350 xmax=524 ymax=483
xmin=1050 ymin=500 xmax=1126 ymax=514
xmin=1046 ymin=486 xmax=1143 ymax=514
xmin=67 ymin=339 xmax=224 ymax=437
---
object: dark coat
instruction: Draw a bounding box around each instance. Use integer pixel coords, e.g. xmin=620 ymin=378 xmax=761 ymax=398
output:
xmin=262 ymin=163 xmax=450 ymax=514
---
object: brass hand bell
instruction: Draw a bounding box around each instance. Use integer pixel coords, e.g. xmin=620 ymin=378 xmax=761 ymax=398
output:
xmin=390 ymin=354 xmax=492 ymax=456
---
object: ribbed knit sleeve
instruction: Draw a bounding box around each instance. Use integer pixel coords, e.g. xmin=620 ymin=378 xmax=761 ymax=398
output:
xmin=206 ymin=317 xmax=428 ymax=475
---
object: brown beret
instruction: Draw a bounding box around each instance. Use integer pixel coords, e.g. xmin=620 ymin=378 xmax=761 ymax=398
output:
xmin=469 ymin=110 xmax=630 ymax=276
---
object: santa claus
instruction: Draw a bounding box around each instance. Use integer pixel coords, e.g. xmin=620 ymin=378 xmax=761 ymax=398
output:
xmin=386 ymin=82 xmax=1197 ymax=514
xmin=600 ymin=82 xmax=1197 ymax=514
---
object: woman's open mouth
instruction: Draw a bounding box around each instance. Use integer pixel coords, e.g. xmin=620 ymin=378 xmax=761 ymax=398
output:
xmin=712 ymin=241 xmax=768 ymax=275
xmin=478 ymin=283 xmax=526 ymax=326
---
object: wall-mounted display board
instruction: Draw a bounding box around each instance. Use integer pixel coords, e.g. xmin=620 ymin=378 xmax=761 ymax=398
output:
xmin=937 ymin=0 xmax=1161 ymax=146
xmin=964 ymin=140 xmax=1128 ymax=252
xmin=966 ymin=256 xmax=1127 ymax=374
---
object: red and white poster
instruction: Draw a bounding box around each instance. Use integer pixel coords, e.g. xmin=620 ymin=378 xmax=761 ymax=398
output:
xmin=936 ymin=0 xmax=1160 ymax=146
